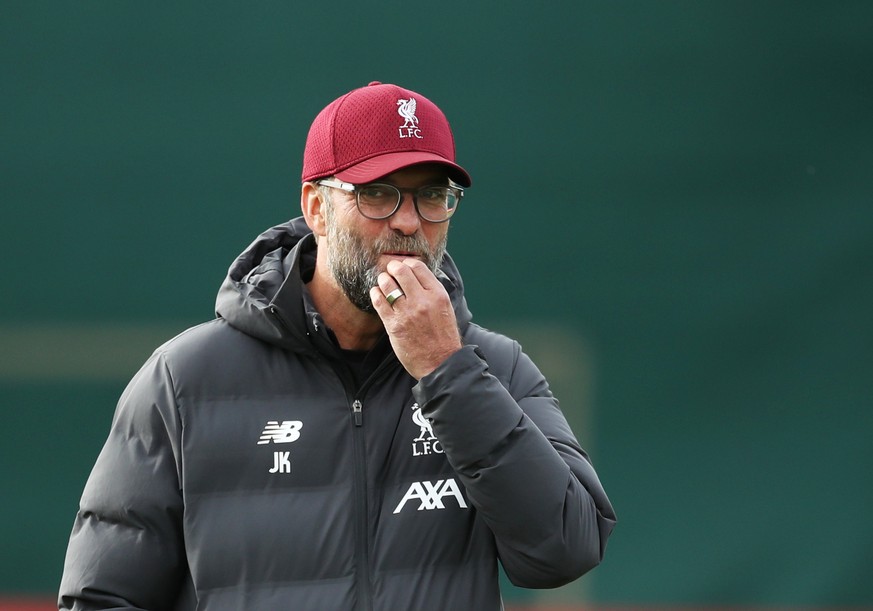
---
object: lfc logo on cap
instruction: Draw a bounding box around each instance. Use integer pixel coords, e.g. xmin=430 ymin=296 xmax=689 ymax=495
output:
xmin=397 ymin=97 xmax=423 ymax=139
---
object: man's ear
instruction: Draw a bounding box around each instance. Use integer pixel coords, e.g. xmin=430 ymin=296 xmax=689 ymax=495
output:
xmin=301 ymin=182 xmax=327 ymax=237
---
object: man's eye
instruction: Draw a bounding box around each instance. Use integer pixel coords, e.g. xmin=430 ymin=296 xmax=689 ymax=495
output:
xmin=419 ymin=188 xmax=442 ymax=200
xmin=360 ymin=186 xmax=393 ymax=200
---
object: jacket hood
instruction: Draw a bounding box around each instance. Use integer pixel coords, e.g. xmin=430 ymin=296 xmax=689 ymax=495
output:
xmin=215 ymin=217 xmax=473 ymax=351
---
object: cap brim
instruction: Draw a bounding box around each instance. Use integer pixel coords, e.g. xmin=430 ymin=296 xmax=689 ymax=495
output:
xmin=335 ymin=151 xmax=471 ymax=187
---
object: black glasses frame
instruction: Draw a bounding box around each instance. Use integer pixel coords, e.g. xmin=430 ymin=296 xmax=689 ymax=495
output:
xmin=317 ymin=178 xmax=463 ymax=223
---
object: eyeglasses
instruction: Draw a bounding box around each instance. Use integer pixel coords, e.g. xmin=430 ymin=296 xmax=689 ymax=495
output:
xmin=317 ymin=179 xmax=463 ymax=223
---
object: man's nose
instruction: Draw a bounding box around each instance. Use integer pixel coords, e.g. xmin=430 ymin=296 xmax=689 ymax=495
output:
xmin=388 ymin=192 xmax=421 ymax=235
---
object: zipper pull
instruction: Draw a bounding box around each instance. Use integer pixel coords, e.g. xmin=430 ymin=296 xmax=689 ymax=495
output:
xmin=352 ymin=399 xmax=363 ymax=426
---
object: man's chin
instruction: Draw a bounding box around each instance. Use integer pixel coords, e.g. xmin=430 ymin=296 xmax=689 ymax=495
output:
xmin=354 ymin=301 xmax=377 ymax=315
xmin=343 ymin=286 xmax=378 ymax=314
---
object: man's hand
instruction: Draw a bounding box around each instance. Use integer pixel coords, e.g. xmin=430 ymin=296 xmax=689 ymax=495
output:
xmin=370 ymin=258 xmax=462 ymax=380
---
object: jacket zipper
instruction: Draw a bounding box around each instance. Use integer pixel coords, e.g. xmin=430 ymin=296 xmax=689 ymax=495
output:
xmin=270 ymin=303 xmax=389 ymax=611
xmin=348 ymin=361 xmax=395 ymax=611
xmin=350 ymin=397 xmax=372 ymax=611
xmin=352 ymin=399 xmax=363 ymax=426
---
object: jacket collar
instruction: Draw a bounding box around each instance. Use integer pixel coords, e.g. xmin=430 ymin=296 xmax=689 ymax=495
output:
xmin=216 ymin=217 xmax=473 ymax=352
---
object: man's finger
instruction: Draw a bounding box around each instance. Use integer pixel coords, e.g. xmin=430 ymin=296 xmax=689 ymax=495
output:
xmin=402 ymin=258 xmax=444 ymax=290
xmin=387 ymin=258 xmax=442 ymax=293
xmin=376 ymin=271 xmax=404 ymax=301
xmin=384 ymin=259 xmax=423 ymax=297
xmin=369 ymin=285 xmax=395 ymax=318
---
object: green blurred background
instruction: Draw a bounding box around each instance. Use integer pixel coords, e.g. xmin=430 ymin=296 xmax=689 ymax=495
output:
xmin=2 ymin=1 xmax=871 ymax=608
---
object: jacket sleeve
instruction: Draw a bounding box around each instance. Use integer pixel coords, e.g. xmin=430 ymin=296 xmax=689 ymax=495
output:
xmin=59 ymin=352 xmax=188 ymax=610
xmin=413 ymin=342 xmax=616 ymax=588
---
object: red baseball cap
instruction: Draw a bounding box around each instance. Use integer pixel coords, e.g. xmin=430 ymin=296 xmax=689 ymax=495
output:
xmin=302 ymin=82 xmax=471 ymax=187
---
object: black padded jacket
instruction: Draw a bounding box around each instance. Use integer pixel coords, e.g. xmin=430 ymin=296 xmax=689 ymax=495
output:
xmin=59 ymin=218 xmax=616 ymax=610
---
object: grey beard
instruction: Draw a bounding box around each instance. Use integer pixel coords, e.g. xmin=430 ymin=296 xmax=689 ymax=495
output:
xmin=326 ymin=224 xmax=447 ymax=313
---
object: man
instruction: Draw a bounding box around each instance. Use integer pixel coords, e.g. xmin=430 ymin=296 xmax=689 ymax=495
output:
xmin=59 ymin=81 xmax=616 ymax=610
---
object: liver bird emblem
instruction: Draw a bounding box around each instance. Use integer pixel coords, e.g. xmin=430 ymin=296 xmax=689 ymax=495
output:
xmin=397 ymin=97 xmax=419 ymax=129
xmin=412 ymin=403 xmax=436 ymax=441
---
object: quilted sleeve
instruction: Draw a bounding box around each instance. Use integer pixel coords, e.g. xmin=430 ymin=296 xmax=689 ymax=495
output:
xmin=59 ymin=352 xmax=187 ymax=610
xmin=413 ymin=341 xmax=616 ymax=588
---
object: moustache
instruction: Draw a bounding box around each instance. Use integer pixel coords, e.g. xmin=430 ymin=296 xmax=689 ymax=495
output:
xmin=372 ymin=234 xmax=430 ymax=258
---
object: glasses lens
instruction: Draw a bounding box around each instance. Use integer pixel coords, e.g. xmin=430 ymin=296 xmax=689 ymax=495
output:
xmin=357 ymin=184 xmax=401 ymax=219
xmin=355 ymin=183 xmax=462 ymax=222
xmin=416 ymin=186 xmax=460 ymax=222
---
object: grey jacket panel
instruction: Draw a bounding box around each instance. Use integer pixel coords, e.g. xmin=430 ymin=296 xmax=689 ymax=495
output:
xmin=416 ymin=338 xmax=614 ymax=588
xmin=59 ymin=218 xmax=615 ymax=610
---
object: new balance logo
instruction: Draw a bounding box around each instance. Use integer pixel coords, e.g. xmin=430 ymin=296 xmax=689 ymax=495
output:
xmin=257 ymin=420 xmax=303 ymax=445
xmin=393 ymin=478 xmax=468 ymax=514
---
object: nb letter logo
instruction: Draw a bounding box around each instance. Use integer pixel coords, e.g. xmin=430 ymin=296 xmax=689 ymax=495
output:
xmin=259 ymin=420 xmax=302 ymax=475
xmin=258 ymin=420 xmax=303 ymax=445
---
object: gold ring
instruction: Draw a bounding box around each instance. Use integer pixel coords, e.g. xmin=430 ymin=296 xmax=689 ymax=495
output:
xmin=385 ymin=288 xmax=405 ymax=305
